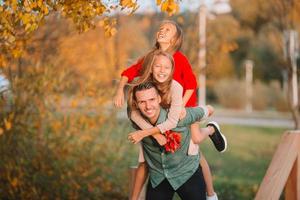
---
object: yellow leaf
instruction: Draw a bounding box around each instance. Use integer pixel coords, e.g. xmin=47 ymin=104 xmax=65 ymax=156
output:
xmin=110 ymin=27 xmax=117 ymax=36
xmin=98 ymin=19 xmax=105 ymax=27
xmin=11 ymin=178 xmax=18 ymax=188
xmin=38 ymin=0 xmax=43 ymax=7
xmin=43 ymin=6 xmax=49 ymax=15
xmin=70 ymin=99 xmax=78 ymax=108
xmin=0 ymin=128 xmax=4 ymax=136
xmin=156 ymin=0 xmax=162 ymax=5
xmin=161 ymin=1 xmax=168 ymax=12
xmin=31 ymin=2 xmax=37 ymax=8
xmin=4 ymin=119 xmax=12 ymax=131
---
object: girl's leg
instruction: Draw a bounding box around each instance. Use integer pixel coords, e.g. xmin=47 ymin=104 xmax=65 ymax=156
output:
xmin=131 ymin=162 xmax=148 ymax=200
xmin=190 ymin=122 xmax=214 ymax=144
xmin=191 ymin=121 xmax=227 ymax=153
xmin=200 ymin=153 xmax=216 ymax=197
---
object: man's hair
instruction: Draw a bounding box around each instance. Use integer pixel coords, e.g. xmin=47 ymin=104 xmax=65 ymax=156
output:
xmin=132 ymin=81 xmax=158 ymax=101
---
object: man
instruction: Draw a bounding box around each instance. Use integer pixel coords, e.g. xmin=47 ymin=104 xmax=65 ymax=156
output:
xmin=128 ymin=81 xmax=224 ymax=200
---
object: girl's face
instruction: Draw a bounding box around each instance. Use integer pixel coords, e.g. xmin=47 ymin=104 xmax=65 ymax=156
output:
xmin=152 ymin=55 xmax=173 ymax=83
xmin=156 ymin=23 xmax=177 ymax=46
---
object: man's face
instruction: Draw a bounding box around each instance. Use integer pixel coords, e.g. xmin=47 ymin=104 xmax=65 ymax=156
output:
xmin=135 ymin=87 xmax=161 ymax=122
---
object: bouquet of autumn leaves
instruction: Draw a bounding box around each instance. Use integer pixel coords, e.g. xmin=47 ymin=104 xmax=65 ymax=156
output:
xmin=164 ymin=130 xmax=181 ymax=153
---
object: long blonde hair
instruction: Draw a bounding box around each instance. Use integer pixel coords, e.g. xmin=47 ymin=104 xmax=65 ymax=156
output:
xmin=128 ymin=50 xmax=175 ymax=109
xmin=154 ymin=20 xmax=183 ymax=54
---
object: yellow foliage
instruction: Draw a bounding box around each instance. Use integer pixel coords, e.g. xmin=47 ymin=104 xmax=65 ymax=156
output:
xmin=98 ymin=18 xmax=118 ymax=37
xmin=161 ymin=0 xmax=179 ymax=16
xmin=80 ymin=134 xmax=92 ymax=142
xmin=4 ymin=118 xmax=12 ymax=131
xmin=70 ymin=99 xmax=79 ymax=108
xmin=120 ymin=0 xmax=138 ymax=9
xmin=0 ymin=128 xmax=3 ymax=136
xmin=11 ymin=177 xmax=18 ymax=188
xmin=220 ymin=42 xmax=239 ymax=53
xmin=12 ymin=49 xmax=22 ymax=58
xmin=51 ymin=121 xmax=62 ymax=133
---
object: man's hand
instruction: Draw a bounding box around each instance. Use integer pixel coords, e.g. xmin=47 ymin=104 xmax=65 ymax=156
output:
xmin=113 ymin=89 xmax=125 ymax=108
xmin=128 ymin=130 xmax=145 ymax=144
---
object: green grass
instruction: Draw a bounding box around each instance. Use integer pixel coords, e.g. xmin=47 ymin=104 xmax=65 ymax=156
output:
xmin=0 ymin=116 xmax=288 ymax=200
xmin=125 ymin=123 xmax=286 ymax=200
xmin=173 ymin=124 xmax=286 ymax=200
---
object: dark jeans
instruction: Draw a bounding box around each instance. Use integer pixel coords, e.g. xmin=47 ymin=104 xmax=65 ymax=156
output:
xmin=146 ymin=166 xmax=206 ymax=200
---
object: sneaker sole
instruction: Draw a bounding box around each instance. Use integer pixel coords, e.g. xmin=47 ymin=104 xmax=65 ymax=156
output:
xmin=207 ymin=121 xmax=227 ymax=153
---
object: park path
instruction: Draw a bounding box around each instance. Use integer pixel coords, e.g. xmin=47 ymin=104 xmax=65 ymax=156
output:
xmin=117 ymin=108 xmax=294 ymax=128
xmin=210 ymin=115 xmax=293 ymax=128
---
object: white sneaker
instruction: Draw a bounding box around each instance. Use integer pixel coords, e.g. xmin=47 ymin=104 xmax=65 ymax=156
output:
xmin=206 ymin=192 xmax=218 ymax=200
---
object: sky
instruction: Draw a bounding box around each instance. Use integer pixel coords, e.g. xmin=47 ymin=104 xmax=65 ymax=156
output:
xmin=128 ymin=0 xmax=231 ymax=15
xmin=0 ymin=74 xmax=9 ymax=93
xmin=134 ymin=0 xmax=208 ymax=13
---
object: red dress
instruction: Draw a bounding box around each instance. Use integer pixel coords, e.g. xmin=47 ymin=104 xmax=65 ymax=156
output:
xmin=121 ymin=51 xmax=198 ymax=107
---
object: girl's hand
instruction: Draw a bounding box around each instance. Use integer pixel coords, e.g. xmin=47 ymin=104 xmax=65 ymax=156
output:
xmin=179 ymin=108 xmax=187 ymax=120
xmin=113 ymin=90 xmax=125 ymax=108
xmin=128 ymin=130 xmax=145 ymax=144
xmin=206 ymin=105 xmax=214 ymax=116
xmin=152 ymin=134 xmax=167 ymax=146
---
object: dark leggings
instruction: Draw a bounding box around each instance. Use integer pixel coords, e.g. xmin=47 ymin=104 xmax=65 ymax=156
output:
xmin=146 ymin=166 xmax=206 ymax=200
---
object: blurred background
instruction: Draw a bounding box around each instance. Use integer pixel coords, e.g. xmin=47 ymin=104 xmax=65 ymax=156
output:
xmin=0 ymin=0 xmax=299 ymax=199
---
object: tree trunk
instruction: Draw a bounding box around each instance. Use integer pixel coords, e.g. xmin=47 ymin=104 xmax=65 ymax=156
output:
xmin=287 ymin=68 xmax=300 ymax=129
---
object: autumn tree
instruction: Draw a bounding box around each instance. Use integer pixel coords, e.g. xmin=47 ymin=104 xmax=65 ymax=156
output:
xmin=0 ymin=1 xmax=183 ymax=199
xmin=231 ymin=0 xmax=300 ymax=127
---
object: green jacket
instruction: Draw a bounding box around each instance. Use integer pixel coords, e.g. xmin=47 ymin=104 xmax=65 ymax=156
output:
xmin=141 ymin=107 xmax=205 ymax=190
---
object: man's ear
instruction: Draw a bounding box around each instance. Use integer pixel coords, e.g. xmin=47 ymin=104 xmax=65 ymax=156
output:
xmin=157 ymin=94 xmax=161 ymax=104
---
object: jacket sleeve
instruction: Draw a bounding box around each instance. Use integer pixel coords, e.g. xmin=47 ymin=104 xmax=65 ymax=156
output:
xmin=177 ymin=107 xmax=206 ymax=127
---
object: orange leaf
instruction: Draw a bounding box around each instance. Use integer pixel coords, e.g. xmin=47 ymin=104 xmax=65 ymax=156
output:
xmin=11 ymin=178 xmax=18 ymax=188
xmin=4 ymin=119 xmax=12 ymax=131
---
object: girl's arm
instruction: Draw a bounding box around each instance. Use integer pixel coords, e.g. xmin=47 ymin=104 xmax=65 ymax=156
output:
xmin=179 ymin=89 xmax=194 ymax=120
xmin=113 ymin=76 xmax=128 ymax=108
xmin=182 ymin=89 xmax=194 ymax=107
xmin=129 ymin=110 xmax=166 ymax=145
xmin=156 ymin=80 xmax=183 ymax=133
xmin=113 ymin=59 xmax=143 ymax=108
xmin=179 ymin=53 xmax=197 ymax=106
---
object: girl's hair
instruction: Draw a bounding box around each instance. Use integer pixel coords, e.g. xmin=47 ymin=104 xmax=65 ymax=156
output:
xmin=128 ymin=49 xmax=175 ymax=110
xmin=154 ymin=20 xmax=183 ymax=54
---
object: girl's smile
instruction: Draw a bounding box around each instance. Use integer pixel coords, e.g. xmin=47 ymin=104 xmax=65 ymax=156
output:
xmin=152 ymin=55 xmax=173 ymax=83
